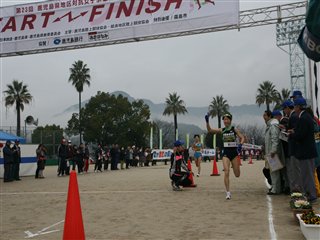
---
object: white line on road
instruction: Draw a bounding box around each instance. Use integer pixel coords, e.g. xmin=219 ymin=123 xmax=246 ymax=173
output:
xmin=267 ymin=195 xmax=277 ymax=240
xmin=0 ymin=189 xmax=260 ymax=195
xmin=24 ymin=220 xmax=64 ymax=238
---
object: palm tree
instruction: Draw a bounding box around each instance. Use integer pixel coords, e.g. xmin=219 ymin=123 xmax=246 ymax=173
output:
xmin=3 ymin=80 xmax=33 ymax=136
xmin=208 ymin=95 xmax=229 ymax=128
xmin=163 ymin=92 xmax=188 ymax=140
xmin=273 ymin=88 xmax=291 ymax=110
xmin=256 ymin=81 xmax=278 ymax=111
xmin=68 ymin=60 xmax=91 ymax=143
xmin=276 ymin=88 xmax=291 ymax=104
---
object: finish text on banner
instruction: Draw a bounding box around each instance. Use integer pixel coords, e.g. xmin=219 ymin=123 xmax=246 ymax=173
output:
xmin=0 ymin=0 xmax=239 ymax=56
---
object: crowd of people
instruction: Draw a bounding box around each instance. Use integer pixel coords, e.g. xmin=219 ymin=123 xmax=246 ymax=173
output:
xmin=169 ymin=93 xmax=320 ymax=204
xmin=2 ymin=140 xmax=22 ymax=182
xmin=3 ymin=91 xmax=319 ymax=206
xmin=1 ymin=138 xmax=156 ymax=182
xmin=262 ymin=91 xmax=320 ymax=204
xmin=55 ymin=139 xmax=154 ymax=177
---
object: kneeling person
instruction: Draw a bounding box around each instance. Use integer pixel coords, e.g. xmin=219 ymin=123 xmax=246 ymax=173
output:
xmin=169 ymin=140 xmax=192 ymax=191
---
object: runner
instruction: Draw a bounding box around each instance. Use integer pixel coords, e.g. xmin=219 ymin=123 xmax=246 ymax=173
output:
xmin=205 ymin=113 xmax=245 ymax=200
xmin=192 ymin=134 xmax=203 ymax=177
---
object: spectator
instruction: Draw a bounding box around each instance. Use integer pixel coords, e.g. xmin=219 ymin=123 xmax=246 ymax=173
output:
xmin=35 ymin=144 xmax=47 ymax=178
xmin=120 ymin=147 xmax=125 ymax=169
xmin=305 ymin=107 xmax=320 ymax=192
xmin=103 ymin=145 xmax=110 ymax=171
xmin=272 ymin=109 xmax=290 ymax=194
xmin=145 ymin=148 xmax=152 ymax=167
xmin=58 ymin=139 xmax=68 ymax=177
xmin=3 ymin=140 xmax=14 ymax=182
xmin=133 ymin=146 xmax=139 ymax=167
xmin=289 ymin=98 xmax=318 ymax=203
xmin=77 ymin=143 xmax=85 ymax=174
xmin=95 ymin=144 xmax=103 ymax=172
xmin=110 ymin=144 xmax=116 ymax=170
xmin=290 ymin=90 xmax=302 ymax=100
xmin=12 ymin=140 xmax=21 ymax=181
xmin=129 ymin=146 xmax=134 ymax=167
xmin=188 ymin=146 xmax=194 ymax=163
xmin=125 ymin=146 xmax=131 ymax=169
xmin=66 ymin=140 xmax=74 ymax=175
xmin=283 ymin=98 xmax=302 ymax=193
xmin=84 ymin=143 xmax=90 ymax=173
xmin=139 ymin=147 xmax=145 ymax=167
xmin=263 ymin=110 xmax=285 ymax=195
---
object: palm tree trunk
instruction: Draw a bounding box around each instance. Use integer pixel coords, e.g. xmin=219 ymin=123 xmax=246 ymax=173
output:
xmin=266 ymin=96 xmax=270 ymax=111
xmin=79 ymin=92 xmax=82 ymax=143
xmin=266 ymin=103 xmax=270 ymax=111
xmin=16 ymin=102 xmax=21 ymax=136
xmin=174 ymin=114 xmax=178 ymax=141
xmin=218 ymin=114 xmax=221 ymax=128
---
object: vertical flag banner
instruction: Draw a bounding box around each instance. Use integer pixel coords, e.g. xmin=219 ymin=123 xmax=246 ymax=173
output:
xmin=159 ymin=129 xmax=162 ymax=150
xmin=186 ymin=133 xmax=190 ymax=148
xmin=150 ymin=126 xmax=153 ymax=149
xmin=175 ymin=128 xmax=178 ymax=141
xmin=0 ymin=0 xmax=239 ymax=56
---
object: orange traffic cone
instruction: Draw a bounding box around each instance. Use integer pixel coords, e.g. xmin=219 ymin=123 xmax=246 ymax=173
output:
xmin=210 ymin=157 xmax=220 ymax=176
xmin=248 ymin=154 xmax=253 ymax=164
xmin=184 ymin=159 xmax=197 ymax=187
xmin=63 ymin=171 xmax=85 ymax=240
xmin=237 ymin=154 xmax=242 ymax=166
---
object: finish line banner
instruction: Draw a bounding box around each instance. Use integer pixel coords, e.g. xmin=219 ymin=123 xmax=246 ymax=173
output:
xmin=0 ymin=0 xmax=239 ymax=56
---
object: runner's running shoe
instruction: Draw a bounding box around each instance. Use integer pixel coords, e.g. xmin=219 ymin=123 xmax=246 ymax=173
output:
xmin=226 ymin=192 xmax=231 ymax=200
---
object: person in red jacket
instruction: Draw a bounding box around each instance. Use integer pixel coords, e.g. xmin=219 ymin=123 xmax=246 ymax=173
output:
xmin=169 ymin=140 xmax=191 ymax=191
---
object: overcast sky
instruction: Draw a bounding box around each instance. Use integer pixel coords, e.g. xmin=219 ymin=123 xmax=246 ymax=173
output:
xmin=0 ymin=0 xmax=306 ymax=128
